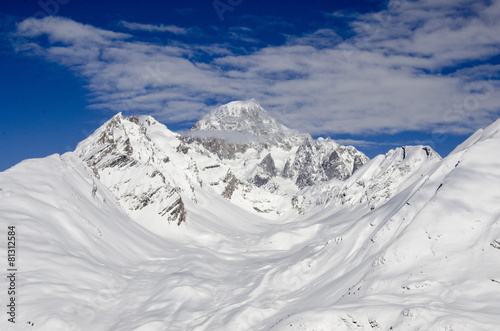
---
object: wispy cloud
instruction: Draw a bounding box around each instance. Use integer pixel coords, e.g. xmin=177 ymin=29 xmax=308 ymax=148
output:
xmin=11 ymin=0 xmax=500 ymax=138
xmin=17 ymin=16 xmax=130 ymax=45
xmin=118 ymin=20 xmax=188 ymax=35
xmin=333 ymin=139 xmax=382 ymax=148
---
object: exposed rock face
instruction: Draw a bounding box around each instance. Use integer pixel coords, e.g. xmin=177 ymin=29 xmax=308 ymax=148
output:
xmin=222 ymin=171 xmax=239 ymax=199
xmin=185 ymin=136 xmax=250 ymax=159
xmin=252 ymin=154 xmax=277 ymax=187
xmin=352 ymin=154 xmax=365 ymax=173
xmin=279 ymin=139 xmax=369 ymax=189
xmin=259 ymin=154 xmax=277 ymax=177
xmin=294 ymin=141 xmax=322 ymax=188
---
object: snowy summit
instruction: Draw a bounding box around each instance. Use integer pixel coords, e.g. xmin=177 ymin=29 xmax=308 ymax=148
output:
xmin=187 ymin=99 xmax=308 ymax=146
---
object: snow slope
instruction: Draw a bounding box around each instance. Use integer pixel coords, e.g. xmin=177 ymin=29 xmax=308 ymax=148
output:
xmin=1 ymin=115 xmax=500 ymax=330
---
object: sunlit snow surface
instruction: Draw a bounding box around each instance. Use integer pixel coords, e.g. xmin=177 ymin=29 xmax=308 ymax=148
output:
xmin=1 ymin=119 xmax=500 ymax=330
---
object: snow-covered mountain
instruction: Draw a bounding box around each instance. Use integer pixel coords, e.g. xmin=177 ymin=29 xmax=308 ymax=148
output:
xmin=73 ymin=100 xmax=370 ymax=225
xmin=75 ymin=114 xmax=190 ymax=226
xmin=187 ymin=99 xmax=368 ymax=188
xmin=1 ymin=102 xmax=500 ymax=330
xmin=188 ymin=99 xmax=308 ymax=147
xmin=295 ymin=145 xmax=443 ymax=213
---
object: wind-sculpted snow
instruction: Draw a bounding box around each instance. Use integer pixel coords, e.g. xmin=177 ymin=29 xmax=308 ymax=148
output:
xmin=1 ymin=114 xmax=500 ymax=330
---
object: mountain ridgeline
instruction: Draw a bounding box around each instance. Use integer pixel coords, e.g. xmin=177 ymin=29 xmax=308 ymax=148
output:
xmin=75 ymin=99 xmax=382 ymax=225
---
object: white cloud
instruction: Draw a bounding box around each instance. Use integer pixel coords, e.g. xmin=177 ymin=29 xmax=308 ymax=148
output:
xmin=334 ymin=138 xmax=436 ymax=149
xmin=17 ymin=16 xmax=130 ymax=45
xmin=118 ymin=20 xmax=188 ymax=35
xmin=333 ymin=139 xmax=381 ymax=148
xmin=348 ymin=0 xmax=500 ymax=69
xmin=13 ymin=1 xmax=500 ymax=137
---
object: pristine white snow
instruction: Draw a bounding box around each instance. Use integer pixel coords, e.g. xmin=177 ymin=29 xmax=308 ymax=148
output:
xmin=1 ymin=113 xmax=500 ymax=330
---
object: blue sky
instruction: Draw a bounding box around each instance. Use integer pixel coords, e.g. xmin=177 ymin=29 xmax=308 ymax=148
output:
xmin=1 ymin=0 xmax=500 ymax=171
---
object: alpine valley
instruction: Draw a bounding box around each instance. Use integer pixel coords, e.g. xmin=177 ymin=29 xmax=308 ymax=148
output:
xmin=1 ymin=99 xmax=500 ymax=330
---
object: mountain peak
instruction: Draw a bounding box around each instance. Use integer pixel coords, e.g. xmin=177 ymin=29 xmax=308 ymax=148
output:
xmin=112 ymin=111 xmax=124 ymax=119
xmin=186 ymin=99 xmax=311 ymax=150
xmin=190 ymin=99 xmax=283 ymax=136
xmin=212 ymin=98 xmax=265 ymax=117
